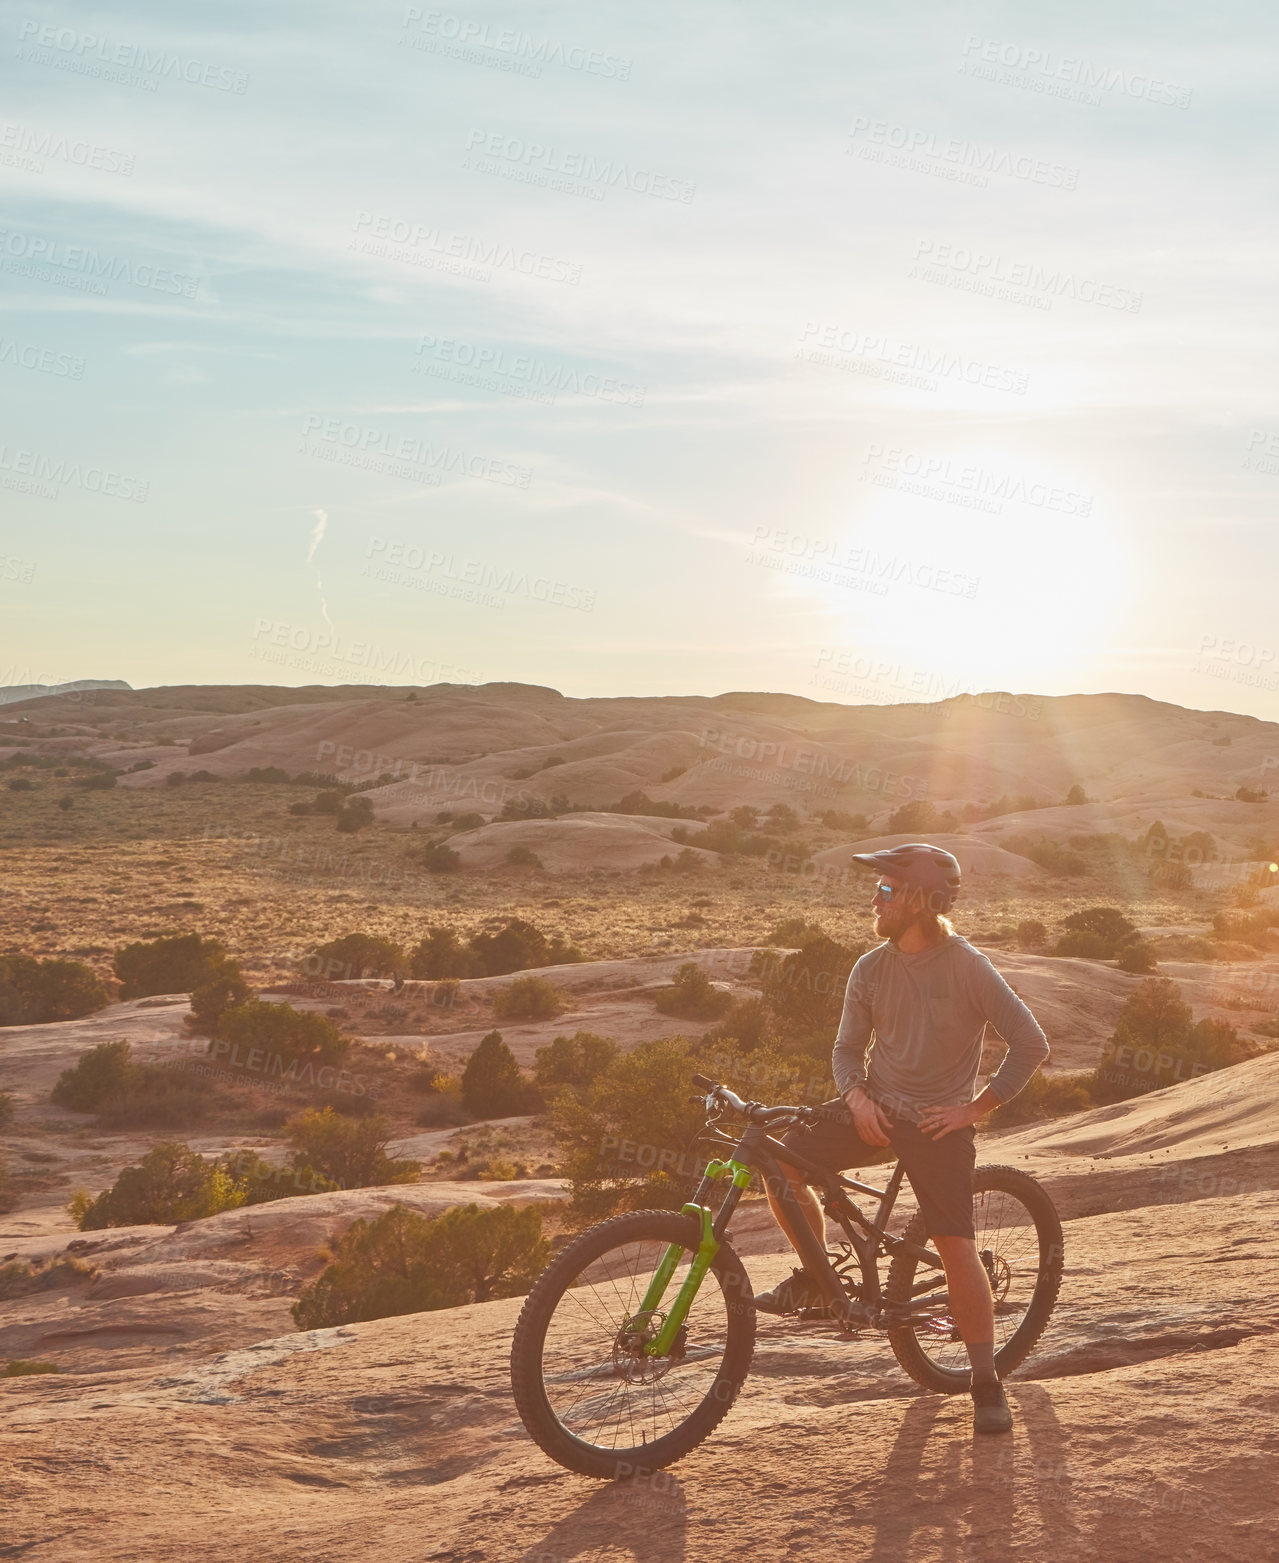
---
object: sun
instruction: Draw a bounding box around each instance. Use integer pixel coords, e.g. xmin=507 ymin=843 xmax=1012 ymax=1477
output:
xmin=793 ymin=446 xmax=1131 ymax=691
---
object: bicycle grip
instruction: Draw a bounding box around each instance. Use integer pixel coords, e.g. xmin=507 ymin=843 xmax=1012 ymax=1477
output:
xmin=691 ymin=1073 xmax=715 ymax=1091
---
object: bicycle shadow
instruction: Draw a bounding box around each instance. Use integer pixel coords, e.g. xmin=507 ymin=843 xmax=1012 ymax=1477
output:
xmin=856 ymin=1381 xmax=1082 ymax=1561
xmin=515 ymin=1471 xmax=689 ymax=1563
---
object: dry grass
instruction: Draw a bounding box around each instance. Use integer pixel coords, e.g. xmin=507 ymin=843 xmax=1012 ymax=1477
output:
xmin=0 ymin=776 xmax=1212 ymax=990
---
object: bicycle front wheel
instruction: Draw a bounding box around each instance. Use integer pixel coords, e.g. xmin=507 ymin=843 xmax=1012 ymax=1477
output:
xmin=884 ymin=1164 xmax=1063 ymax=1394
xmin=510 ymin=1209 xmax=756 ymax=1478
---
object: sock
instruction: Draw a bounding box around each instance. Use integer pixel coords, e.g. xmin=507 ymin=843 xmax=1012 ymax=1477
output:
xmin=965 ymin=1340 xmax=997 ymax=1381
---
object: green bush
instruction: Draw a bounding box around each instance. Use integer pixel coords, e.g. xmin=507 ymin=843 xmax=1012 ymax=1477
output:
xmin=285 ymin=1107 xmax=419 ymax=1188
xmin=1052 ymin=907 xmax=1137 ymax=959
xmin=886 ymin=800 xmax=940 ymax=833
xmin=551 ymin=1037 xmax=821 ymax=1222
xmin=113 ymin=933 xmax=233 ymax=1000
xmin=754 ymin=935 xmax=863 ymax=1038
xmin=702 ymin=996 xmax=774 ymax=1052
xmin=2 ymin=1360 xmax=61 ymax=1377
xmin=217 ymin=1001 xmax=350 ymax=1064
xmin=336 ymin=795 xmax=374 ymax=833
xmin=50 ymin=1040 xmax=133 ymax=1112
xmin=469 ymin=917 xmax=583 ymax=976
xmin=766 ymin=917 xmax=828 ymax=947
xmin=0 ymin=953 xmax=108 ymax=1026
xmin=75 ymin=1142 xmax=247 ymax=1229
xmin=1116 ymin=938 xmax=1158 ymax=973
xmin=492 ymin=975 xmax=566 ymax=1021
xmin=533 ymin=1031 xmax=618 ymax=1096
xmin=461 ymin=1030 xmax=526 ymax=1117
xmin=987 ymin=1070 xmax=1093 ymax=1128
xmin=505 ymin=844 xmax=543 ymax=868
xmin=1015 ymin=919 xmax=1047 ymax=947
xmin=306 ymin=933 xmax=405 ymax=981
xmin=422 ymin=843 xmax=462 ymax=872
xmin=188 ymin=966 xmax=252 ymax=1034
xmin=410 ymin=926 xmax=476 ymax=978
xmin=1090 ymin=978 xmax=1260 ymax=1103
xmin=653 ymin=963 xmax=733 ymax=1021
xmin=291 ymin=1202 xmax=550 ymax=1328
xmin=1005 ymin=836 xmax=1087 ymax=876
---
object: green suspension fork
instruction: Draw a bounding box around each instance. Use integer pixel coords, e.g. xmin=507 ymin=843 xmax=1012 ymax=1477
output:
xmin=634 ymin=1159 xmax=752 ymax=1357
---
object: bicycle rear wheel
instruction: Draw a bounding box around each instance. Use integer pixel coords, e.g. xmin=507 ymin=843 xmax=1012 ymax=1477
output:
xmin=884 ymin=1164 xmax=1063 ymax=1394
xmin=510 ymin=1209 xmax=755 ymax=1478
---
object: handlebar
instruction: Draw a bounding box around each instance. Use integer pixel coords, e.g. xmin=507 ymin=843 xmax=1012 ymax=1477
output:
xmin=691 ymin=1074 xmax=818 ymax=1127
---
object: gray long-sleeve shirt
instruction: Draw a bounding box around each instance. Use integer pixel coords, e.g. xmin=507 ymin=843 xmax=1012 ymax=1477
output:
xmin=832 ymin=933 xmax=1049 ymax=1123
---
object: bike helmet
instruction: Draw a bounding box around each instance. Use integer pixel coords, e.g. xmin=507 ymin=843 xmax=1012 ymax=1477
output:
xmin=848 ymin=842 xmax=962 ymax=914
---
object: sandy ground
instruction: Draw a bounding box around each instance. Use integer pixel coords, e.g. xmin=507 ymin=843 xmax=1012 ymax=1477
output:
xmin=5 ymin=1048 xmax=1279 ymax=1556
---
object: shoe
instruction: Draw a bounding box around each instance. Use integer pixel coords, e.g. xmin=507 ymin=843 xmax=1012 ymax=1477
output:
xmin=753 ymin=1267 xmax=824 ymax=1315
xmin=971 ymin=1376 xmax=1013 ymax=1435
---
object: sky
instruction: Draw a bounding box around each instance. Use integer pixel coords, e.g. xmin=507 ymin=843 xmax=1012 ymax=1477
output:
xmin=2 ymin=0 xmax=1277 ymax=721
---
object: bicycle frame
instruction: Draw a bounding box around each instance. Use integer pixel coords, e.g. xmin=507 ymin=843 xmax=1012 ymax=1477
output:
xmin=634 ymin=1118 xmax=949 ymax=1356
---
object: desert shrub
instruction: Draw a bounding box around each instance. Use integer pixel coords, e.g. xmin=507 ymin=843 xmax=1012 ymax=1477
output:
xmin=533 ymin=1031 xmax=618 ymax=1096
xmin=7 ymin=776 xmax=34 ymax=791
xmin=188 ymin=965 xmax=252 ymax=1034
xmin=75 ymin=1142 xmax=247 ymax=1229
xmin=755 ymin=935 xmax=863 ymax=1038
xmin=765 ymin=803 xmax=800 ymax=833
xmin=335 ymin=795 xmax=375 ymax=833
xmin=552 ymin=1037 xmax=823 ymax=1221
xmin=986 ymin=1071 xmax=1094 ymax=1128
xmin=818 ymin=809 xmax=869 ymax=831
xmin=505 ymin=844 xmax=543 ymax=868
xmin=1015 ymin=919 xmax=1047 ymax=947
xmin=1116 ymin=938 xmax=1158 ymax=973
xmin=76 ymin=771 xmax=116 ymax=789
xmin=1053 ymin=930 xmax=1112 ymax=959
xmin=410 ymin=926 xmax=476 ymax=978
xmin=0 ymin=1256 xmax=96 ymax=1301
xmin=422 ymin=843 xmax=461 ymax=872
xmin=766 ymin=917 xmax=828 ymax=947
xmin=1052 ymin=907 xmax=1138 ymax=959
xmin=306 ymin=933 xmax=405 ymax=981
xmin=0 ymin=953 xmax=108 ymax=1026
xmin=886 ymin=799 xmax=940 ymax=834
xmin=1089 ymin=978 xmax=1260 ymax=1103
xmin=50 ymin=1040 xmax=134 ymax=1111
xmin=52 ymin=1040 xmax=212 ymax=1128
xmin=285 ymin=1107 xmax=419 ymax=1188
xmin=2 ymin=1360 xmax=61 ymax=1377
xmin=492 ymin=975 xmax=566 ymax=1021
xmin=1064 ymin=784 xmax=1088 ymax=805
xmin=215 ymin=1148 xmax=340 ymax=1205
xmin=217 ymin=1001 xmax=350 ymax=1064
xmin=166 ymin=771 xmax=186 ymax=787
xmin=608 ymin=791 xmax=703 ymax=820
xmin=702 ymin=996 xmax=774 ymax=1052
xmin=113 ymin=932 xmax=232 ymax=1000
xmin=461 ymin=1030 xmax=526 ymax=1117
xmin=1210 ymin=907 xmax=1279 ymax=951
xmin=470 ymin=917 xmax=583 ymax=976
xmin=654 ymin=963 xmax=733 ymax=1021
xmin=291 ymin=1202 xmax=550 ymax=1328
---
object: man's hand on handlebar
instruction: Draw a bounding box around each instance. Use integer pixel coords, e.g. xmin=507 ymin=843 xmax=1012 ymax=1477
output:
xmin=843 ymin=1084 xmax=892 ymax=1147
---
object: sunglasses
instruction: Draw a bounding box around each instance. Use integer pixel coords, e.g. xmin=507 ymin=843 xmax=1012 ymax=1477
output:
xmin=874 ymin=882 xmax=898 ymax=900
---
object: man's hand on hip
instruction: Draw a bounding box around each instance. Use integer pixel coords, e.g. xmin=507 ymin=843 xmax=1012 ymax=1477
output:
xmin=844 ymin=1085 xmax=892 ymax=1147
xmin=918 ymin=1100 xmax=981 ymax=1140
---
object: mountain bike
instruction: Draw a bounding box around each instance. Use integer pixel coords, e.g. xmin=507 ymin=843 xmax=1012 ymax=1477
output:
xmin=510 ymin=1075 xmax=1063 ymax=1478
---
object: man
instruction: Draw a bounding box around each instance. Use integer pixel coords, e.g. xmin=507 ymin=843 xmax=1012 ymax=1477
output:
xmin=753 ymin=842 xmax=1050 ymax=1435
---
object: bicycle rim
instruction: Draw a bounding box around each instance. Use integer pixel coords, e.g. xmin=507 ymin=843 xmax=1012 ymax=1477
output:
xmin=537 ymin=1228 xmax=737 ymax=1455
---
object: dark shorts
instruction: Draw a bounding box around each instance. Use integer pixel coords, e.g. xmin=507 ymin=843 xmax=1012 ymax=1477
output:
xmin=778 ymin=1098 xmax=977 ymax=1240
